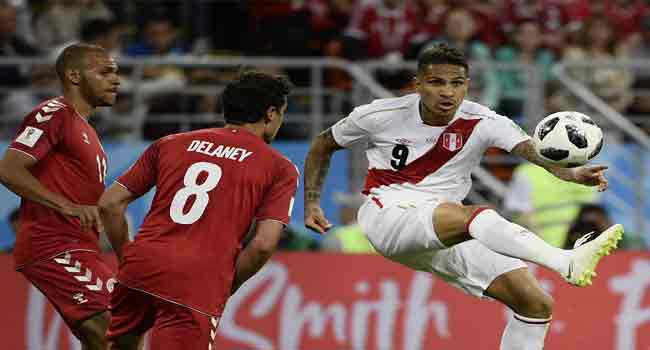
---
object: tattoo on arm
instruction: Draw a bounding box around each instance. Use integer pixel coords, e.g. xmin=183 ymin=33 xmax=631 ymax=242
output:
xmin=511 ymin=139 xmax=575 ymax=181
xmin=304 ymin=128 xmax=343 ymax=203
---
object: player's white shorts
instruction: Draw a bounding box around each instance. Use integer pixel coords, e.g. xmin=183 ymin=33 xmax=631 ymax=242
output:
xmin=358 ymin=196 xmax=527 ymax=297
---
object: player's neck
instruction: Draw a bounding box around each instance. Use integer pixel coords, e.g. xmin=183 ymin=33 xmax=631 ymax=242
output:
xmin=419 ymin=101 xmax=454 ymax=126
xmin=63 ymin=89 xmax=95 ymax=120
xmin=224 ymin=123 xmax=264 ymax=139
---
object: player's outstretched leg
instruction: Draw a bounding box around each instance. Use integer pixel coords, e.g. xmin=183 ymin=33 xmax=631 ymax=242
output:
xmin=76 ymin=311 xmax=110 ymax=350
xmin=433 ymin=203 xmax=624 ymax=286
xmin=485 ymin=268 xmax=553 ymax=350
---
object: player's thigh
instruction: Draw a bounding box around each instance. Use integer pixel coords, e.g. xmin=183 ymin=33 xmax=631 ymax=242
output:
xmin=433 ymin=203 xmax=488 ymax=246
xmin=485 ymin=267 xmax=554 ymax=318
xmin=357 ymin=198 xmax=446 ymax=257
xmin=76 ymin=310 xmax=109 ymax=344
xmin=149 ymin=299 xmax=220 ymax=350
xmin=107 ymin=283 xmax=153 ymax=349
xmin=19 ymin=251 xmax=115 ymax=337
xmin=424 ymin=240 xmax=528 ymax=298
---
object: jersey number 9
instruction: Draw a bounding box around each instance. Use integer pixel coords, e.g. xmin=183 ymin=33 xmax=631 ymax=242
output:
xmin=391 ymin=144 xmax=409 ymax=170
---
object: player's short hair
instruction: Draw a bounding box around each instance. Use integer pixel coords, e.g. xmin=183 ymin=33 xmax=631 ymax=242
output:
xmin=221 ymin=72 xmax=292 ymax=124
xmin=417 ymin=43 xmax=469 ymax=74
xmin=54 ymin=43 xmax=106 ymax=81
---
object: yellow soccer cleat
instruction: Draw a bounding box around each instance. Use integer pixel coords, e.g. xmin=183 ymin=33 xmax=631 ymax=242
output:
xmin=564 ymin=224 xmax=624 ymax=287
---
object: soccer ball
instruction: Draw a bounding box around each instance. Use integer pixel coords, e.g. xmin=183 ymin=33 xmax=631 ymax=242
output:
xmin=533 ymin=111 xmax=603 ymax=167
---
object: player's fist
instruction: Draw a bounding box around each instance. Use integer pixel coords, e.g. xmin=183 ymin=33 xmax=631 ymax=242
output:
xmin=61 ymin=204 xmax=105 ymax=233
xmin=304 ymin=203 xmax=332 ymax=234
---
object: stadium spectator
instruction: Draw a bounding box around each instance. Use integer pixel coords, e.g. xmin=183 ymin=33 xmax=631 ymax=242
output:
xmin=504 ymin=163 xmax=598 ymax=247
xmin=344 ymin=0 xmax=420 ymax=60
xmin=1 ymin=65 xmax=58 ymax=138
xmin=562 ymin=15 xmax=634 ymax=113
xmin=495 ymin=21 xmax=555 ymax=120
xmin=125 ymin=9 xmax=187 ymax=140
xmin=565 ymin=204 xmax=647 ymax=249
xmin=624 ymin=15 xmax=650 ymax=130
xmin=0 ymin=1 xmax=40 ymax=87
xmin=419 ymin=7 xmax=500 ymax=108
xmin=565 ymin=0 xmax=646 ymax=40
xmin=500 ymin=0 xmax=569 ymax=51
xmin=34 ymin=0 xmax=113 ymax=50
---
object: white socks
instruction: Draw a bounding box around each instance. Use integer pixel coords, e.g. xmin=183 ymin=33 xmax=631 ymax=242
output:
xmin=500 ymin=313 xmax=551 ymax=350
xmin=468 ymin=209 xmax=570 ymax=275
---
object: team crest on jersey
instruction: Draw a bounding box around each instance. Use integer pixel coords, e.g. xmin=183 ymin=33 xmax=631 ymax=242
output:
xmin=82 ymin=132 xmax=90 ymax=144
xmin=442 ymin=132 xmax=463 ymax=151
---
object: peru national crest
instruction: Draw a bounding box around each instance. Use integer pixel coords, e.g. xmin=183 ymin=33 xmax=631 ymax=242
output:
xmin=442 ymin=132 xmax=463 ymax=152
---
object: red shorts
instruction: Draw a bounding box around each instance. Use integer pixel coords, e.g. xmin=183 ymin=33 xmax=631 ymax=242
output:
xmin=19 ymin=250 xmax=115 ymax=334
xmin=108 ymin=283 xmax=220 ymax=350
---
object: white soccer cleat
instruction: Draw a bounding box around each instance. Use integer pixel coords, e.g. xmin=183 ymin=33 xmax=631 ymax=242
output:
xmin=564 ymin=224 xmax=624 ymax=287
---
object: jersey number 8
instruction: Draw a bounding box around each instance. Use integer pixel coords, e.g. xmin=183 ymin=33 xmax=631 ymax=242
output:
xmin=170 ymin=162 xmax=222 ymax=224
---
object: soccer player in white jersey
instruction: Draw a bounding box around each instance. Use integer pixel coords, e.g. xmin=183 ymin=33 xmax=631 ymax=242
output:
xmin=303 ymin=43 xmax=623 ymax=350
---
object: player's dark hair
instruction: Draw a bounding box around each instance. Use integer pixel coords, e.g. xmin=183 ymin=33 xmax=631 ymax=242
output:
xmin=80 ymin=19 xmax=116 ymax=42
xmin=221 ymin=72 xmax=292 ymax=124
xmin=417 ymin=43 xmax=469 ymax=74
xmin=55 ymin=43 xmax=106 ymax=81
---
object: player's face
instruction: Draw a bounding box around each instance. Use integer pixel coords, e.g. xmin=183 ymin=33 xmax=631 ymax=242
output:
xmin=415 ymin=64 xmax=468 ymax=119
xmin=264 ymin=101 xmax=287 ymax=144
xmin=79 ymin=52 xmax=120 ymax=107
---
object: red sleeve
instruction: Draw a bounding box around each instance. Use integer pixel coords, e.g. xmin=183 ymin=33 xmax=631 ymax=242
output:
xmin=8 ymin=108 xmax=66 ymax=161
xmin=255 ymin=159 xmax=299 ymax=225
xmin=116 ymin=141 xmax=159 ymax=196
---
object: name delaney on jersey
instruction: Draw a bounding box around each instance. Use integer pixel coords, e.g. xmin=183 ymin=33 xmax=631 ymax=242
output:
xmin=187 ymin=140 xmax=254 ymax=162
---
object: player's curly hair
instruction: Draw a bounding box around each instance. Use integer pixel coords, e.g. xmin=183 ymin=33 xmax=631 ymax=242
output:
xmin=417 ymin=43 xmax=469 ymax=74
xmin=221 ymin=72 xmax=292 ymax=125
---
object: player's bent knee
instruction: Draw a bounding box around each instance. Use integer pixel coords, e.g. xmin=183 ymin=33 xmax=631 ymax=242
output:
xmin=434 ymin=203 xmax=490 ymax=246
xmin=522 ymin=292 xmax=554 ymax=318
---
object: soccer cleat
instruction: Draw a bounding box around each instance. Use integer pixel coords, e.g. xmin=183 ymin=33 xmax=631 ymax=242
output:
xmin=564 ymin=224 xmax=624 ymax=287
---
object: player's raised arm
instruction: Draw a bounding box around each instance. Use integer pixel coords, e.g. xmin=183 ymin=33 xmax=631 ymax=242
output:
xmin=511 ymin=139 xmax=609 ymax=191
xmin=304 ymin=127 xmax=344 ymax=233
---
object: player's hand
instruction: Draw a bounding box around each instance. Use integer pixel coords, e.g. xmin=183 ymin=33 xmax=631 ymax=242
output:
xmin=61 ymin=204 xmax=105 ymax=232
xmin=304 ymin=203 xmax=332 ymax=234
xmin=572 ymin=165 xmax=608 ymax=191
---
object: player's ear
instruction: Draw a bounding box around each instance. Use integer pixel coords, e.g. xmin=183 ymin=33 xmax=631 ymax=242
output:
xmin=264 ymin=105 xmax=278 ymax=124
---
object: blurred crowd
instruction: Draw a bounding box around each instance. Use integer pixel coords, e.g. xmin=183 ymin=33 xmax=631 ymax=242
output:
xmin=0 ymin=0 xmax=650 ymax=140
xmin=0 ymin=0 xmax=649 ymax=252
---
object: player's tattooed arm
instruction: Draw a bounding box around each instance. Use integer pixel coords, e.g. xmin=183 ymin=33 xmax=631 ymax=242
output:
xmin=511 ymin=139 xmax=609 ymax=190
xmin=303 ymin=127 xmax=343 ymax=233
xmin=304 ymin=127 xmax=343 ymax=203
xmin=511 ymin=139 xmax=576 ymax=181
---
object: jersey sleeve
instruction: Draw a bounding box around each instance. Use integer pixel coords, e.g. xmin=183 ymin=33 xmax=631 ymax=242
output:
xmin=116 ymin=141 xmax=159 ymax=196
xmin=255 ymin=159 xmax=299 ymax=225
xmin=331 ymin=104 xmax=378 ymax=147
xmin=8 ymin=109 xmax=66 ymax=161
xmin=483 ymin=114 xmax=531 ymax=151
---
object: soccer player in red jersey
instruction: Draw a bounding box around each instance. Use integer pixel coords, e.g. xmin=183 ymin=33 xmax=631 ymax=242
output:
xmin=98 ymin=72 xmax=298 ymax=349
xmin=0 ymin=43 xmax=120 ymax=348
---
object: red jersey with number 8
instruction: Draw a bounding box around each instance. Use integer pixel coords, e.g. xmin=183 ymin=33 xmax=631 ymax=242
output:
xmin=9 ymin=97 xmax=107 ymax=268
xmin=115 ymin=128 xmax=298 ymax=316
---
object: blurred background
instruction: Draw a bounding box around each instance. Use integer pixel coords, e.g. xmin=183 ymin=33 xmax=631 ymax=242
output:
xmin=0 ymin=1 xmax=649 ymax=348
